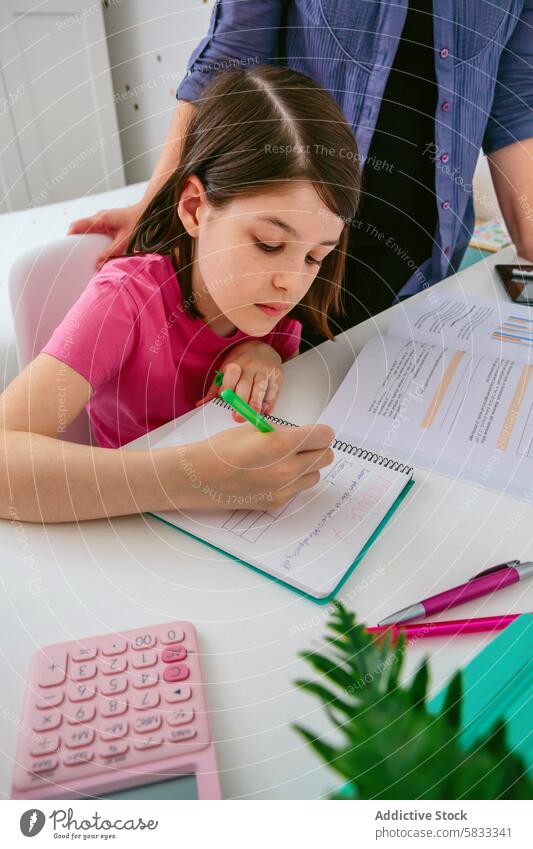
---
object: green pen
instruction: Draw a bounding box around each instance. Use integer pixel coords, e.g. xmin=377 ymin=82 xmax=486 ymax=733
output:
xmin=214 ymin=370 xmax=274 ymax=432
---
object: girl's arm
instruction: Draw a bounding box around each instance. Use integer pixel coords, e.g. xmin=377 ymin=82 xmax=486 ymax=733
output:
xmin=0 ymin=354 xmax=334 ymax=524
xmin=0 ymin=354 xmax=190 ymax=522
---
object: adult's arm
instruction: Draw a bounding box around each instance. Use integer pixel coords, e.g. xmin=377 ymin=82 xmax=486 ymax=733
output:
xmin=483 ymin=1 xmax=533 ymax=259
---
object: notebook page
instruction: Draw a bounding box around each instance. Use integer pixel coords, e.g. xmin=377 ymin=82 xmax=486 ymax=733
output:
xmin=150 ymin=402 xmax=409 ymax=598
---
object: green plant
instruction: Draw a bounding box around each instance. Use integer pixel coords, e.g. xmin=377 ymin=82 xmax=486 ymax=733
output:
xmin=293 ymin=602 xmax=533 ymax=799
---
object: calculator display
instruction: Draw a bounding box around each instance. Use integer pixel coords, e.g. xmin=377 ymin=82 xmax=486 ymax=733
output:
xmin=98 ymin=774 xmax=198 ymax=800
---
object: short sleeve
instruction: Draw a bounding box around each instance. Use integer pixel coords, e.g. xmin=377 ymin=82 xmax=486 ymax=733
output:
xmin=482 ymin=0 xmax=533 ymax=154
xmin=267 ymin=316 xmax=302 ymax=361
xmin=176 ymin=0 xmax=284 ymax=103
xmin=40 ymin=272 xmax=139 ymax=391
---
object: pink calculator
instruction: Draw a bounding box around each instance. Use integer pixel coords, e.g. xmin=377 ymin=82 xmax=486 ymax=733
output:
xmin=11 ymin=621 xmax=221 ymax=800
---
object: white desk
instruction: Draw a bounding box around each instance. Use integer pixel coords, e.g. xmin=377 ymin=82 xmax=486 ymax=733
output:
xmin=1 ymin=244 xmax=532 ymax=800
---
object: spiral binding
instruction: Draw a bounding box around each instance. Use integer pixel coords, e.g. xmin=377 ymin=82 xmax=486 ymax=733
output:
xmin=213 ymin=397 xmax=413 ymax=476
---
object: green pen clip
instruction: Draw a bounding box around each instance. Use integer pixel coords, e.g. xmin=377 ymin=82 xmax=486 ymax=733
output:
xmin=213 ymin=370 xmax=274 ymax=433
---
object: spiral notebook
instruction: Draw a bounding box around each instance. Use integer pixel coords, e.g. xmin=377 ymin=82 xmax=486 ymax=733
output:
xmin=149 ymin=398 xmax=414 ymax=602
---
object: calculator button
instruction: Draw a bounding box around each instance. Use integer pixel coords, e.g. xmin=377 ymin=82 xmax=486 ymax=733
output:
xmin=131 ymin=671 xmax=159 ymax=689
xmin=100 ymin=741 xmax=129 ymax=759
xmin=65 ymin=728 xmax=95 ymax=749
xmin=38 ymin=655 xmax=67 ymax=688
xmin=33 ymin=709 xmax=62 ymax=732
xmin=36 ymin=691 xmax=64 ymax=710
xmin=132 ymin=691 xmax=160 ymax=710
xmin=65 ymin=703 xmax=96 ymax=725
xmin=71 ymin=645 xmax=97 ymax=662
xmin=100 ymin=698 xmax=128 ymax=718
xmin=29 ymin=756 xmax=58 ymax=774
xmin=67 ymin=683 xmax=97 ymax=703
xmin=131 ymin=650 xmax=158 ymax=669
xmin=101 ymin=655 xmax=127 ymax=675
xmin=131 ymin=633 xmax=157 ymax=650
xmin=62 ymin=750 xmax=94 ymax=767
xmin=134 ymin=735 xmax=163 ymax=751
xmin=71 ymin=662 xmax=97 ymax=681
xmin=164 ymin=685 xmax=192 ymax=703
xmin=161 ymin=647 xmax=187 ymax=664
xmin=100 ymin=720 xmax=129 ymax=741
xmin=29 ymin=734 xmax=60 ymax=756
xmin=163 ymin=665 xmax=189 ymax=683
xmin=166 ymin=708 xmax=195 ymax=727
xmin=102 ymin=638 xmax=127 ymax=656
xmin=160 ymin=627 xmax=185 ymax=645
xmin=168 ymin=727 xmax=197 ymax=743
xmin=100 ymin=677 xmax=128 ymax=696
xmin=133 ymin=713 xmax=162 ymax=734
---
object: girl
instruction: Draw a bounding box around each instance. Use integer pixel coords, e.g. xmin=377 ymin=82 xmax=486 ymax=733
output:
xmin=0 ymin=65 xmax=360 ymax=523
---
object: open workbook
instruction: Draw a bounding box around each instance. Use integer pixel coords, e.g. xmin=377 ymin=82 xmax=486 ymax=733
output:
xmin=320 ymin=293 xmax=533 ymax=500
xmin=149 ymin=400 xmax=414 ymax=602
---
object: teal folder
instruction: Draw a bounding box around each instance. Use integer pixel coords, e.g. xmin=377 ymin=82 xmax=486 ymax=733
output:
xmin=428 ymin=613 xmax=533 ymax=773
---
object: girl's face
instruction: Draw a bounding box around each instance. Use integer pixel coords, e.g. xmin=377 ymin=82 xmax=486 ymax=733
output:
xmin=178 ymin=178 xmax=345 ymax=337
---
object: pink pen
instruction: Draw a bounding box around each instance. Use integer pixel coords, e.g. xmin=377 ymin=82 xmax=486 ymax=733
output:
xmin=378 ymin=560 xmax=533 ymax=626
xmin=367 ymin=613 xmax=527 ymax=641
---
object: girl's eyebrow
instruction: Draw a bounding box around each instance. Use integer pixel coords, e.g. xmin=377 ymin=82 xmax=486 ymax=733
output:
xmin=256 ymin=215 xmax=339 ymax=246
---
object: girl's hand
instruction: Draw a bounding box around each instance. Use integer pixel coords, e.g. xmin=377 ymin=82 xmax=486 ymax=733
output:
xmin=195 ymin=341 xmax=284 ymax=421
xmin=173 ymin=422 xmax=335 ymax=511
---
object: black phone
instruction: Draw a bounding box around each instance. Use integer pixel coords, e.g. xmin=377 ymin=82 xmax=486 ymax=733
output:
xmin=495 ymin=264 xmax=533 ymax=306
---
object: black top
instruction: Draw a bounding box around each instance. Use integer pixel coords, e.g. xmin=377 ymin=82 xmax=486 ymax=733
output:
xmin=302 ymin=0 xmax=438 ymax=347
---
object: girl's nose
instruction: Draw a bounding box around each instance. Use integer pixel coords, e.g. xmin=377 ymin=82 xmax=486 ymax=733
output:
xmin=272 ymin=269 xmax=306 ymax=295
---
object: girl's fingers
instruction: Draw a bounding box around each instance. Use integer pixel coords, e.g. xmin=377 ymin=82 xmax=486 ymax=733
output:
xmin=195 ymin=385 xmax=217 ymax=406
xmin=221 ymin=362 xmax=242 ymax=391
xmin=232 ymin=372 xmax=254 ymax=422
xmin=261 ymin=367 xmax=283 ymax=414
xmin=276 ymin=470 xmax=322 ymax=501
xmin=219 ymin=362 xmax=244 ymax=421
xmin=250 ymin=372 xmax=270 ymax=414
xmin=196 ymin=363 xmax=241 ymax=408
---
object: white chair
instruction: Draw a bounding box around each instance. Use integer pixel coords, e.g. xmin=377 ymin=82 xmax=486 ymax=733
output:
xmin=8 ymin=234 xmax=112 ymax=444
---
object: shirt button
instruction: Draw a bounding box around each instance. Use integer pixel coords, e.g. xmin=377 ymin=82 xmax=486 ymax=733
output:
xmin=440 ymin=48 xmax=449 ymax=59
xmin=442 ymin=201 xmax=450 ymax=210
xmin=442 ymin=101 xmax=451 ymax=112
xmin=444 ymin=246 xmax=451 ymax=256
xmin=440 ymin=153 xmax=449 ymax=163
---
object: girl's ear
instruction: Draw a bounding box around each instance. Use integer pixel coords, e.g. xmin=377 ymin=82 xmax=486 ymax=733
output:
xmin=177 ymin=174 xmax=208 ymax=237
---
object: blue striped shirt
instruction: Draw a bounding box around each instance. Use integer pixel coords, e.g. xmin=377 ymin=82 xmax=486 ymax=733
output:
xmin=176 ymin=0 xmax=533 ymax=297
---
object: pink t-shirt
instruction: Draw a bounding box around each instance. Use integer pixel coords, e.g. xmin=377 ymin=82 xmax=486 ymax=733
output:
xmin=41 ymin=253 xmax=301 ymax=448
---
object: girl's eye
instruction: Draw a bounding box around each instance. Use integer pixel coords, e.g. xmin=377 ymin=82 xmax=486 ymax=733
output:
xmin=256 ymin=241 xmax=281 ymax=253
xmin=255 ymin=239 xmax=323 ymax=266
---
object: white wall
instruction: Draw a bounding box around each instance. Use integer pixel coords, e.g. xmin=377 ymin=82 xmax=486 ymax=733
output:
xmin=102 ymin=0 xmax=215 ymax=185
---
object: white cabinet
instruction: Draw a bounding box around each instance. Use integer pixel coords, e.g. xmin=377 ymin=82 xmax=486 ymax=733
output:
xmin=103 ymin=0 xmax=215 ymax=184
xmin=0 ymin=0 xmax=125 ymax=212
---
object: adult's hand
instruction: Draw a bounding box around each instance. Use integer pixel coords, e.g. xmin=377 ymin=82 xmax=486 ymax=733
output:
xmin=67 ymin=202 xmax=145 ymax=270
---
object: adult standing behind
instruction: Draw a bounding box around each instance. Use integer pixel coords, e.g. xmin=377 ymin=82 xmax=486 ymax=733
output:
xmin=69 ymin=0 xmax=533 ymax=348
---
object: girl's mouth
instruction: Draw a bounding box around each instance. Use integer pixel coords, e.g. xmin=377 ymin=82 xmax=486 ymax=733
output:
xmin=255 ymin=302 xmax=289 ymax=317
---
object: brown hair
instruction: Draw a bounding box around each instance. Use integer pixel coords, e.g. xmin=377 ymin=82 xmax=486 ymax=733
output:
xmin=127 ymin=65 xmax=361 ymax=339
